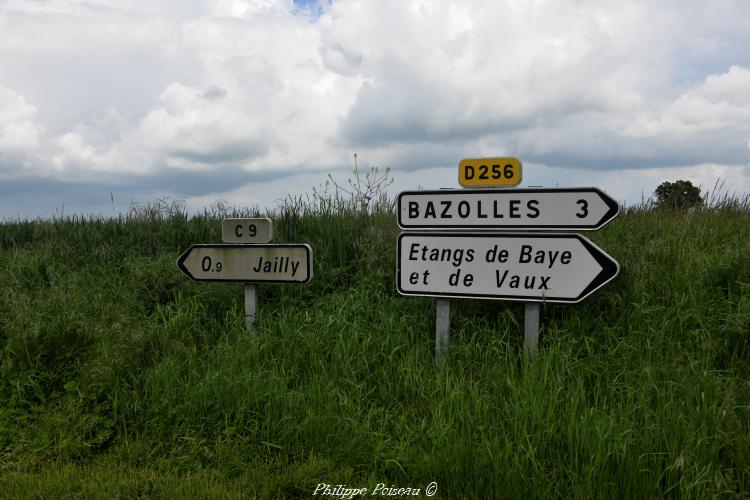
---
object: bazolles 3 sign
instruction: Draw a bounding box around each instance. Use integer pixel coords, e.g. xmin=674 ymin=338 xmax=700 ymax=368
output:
xmin=398 ymin=187 xmax=619 ymax=230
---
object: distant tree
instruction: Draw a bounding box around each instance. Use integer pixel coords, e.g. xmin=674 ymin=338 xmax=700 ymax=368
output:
xmin=654 ymin=180 xmax=704 ymax=209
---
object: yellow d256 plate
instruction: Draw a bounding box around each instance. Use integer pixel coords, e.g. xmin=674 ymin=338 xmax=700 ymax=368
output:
xmin=458 ymin=157 xmax=522 ymax=187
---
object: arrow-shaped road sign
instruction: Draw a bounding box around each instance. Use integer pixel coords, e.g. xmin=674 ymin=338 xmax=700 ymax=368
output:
xmin=177 ymin=244 xmax=312 ymax=283
xmin=398 ymin=187 xmax=619 ymax=230
xmin=397 ymin=232 xmax=619 ymax=303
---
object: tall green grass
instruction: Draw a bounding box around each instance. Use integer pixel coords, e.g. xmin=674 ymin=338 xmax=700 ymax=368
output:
xmin=0 ymin=183 xmax=749 ymax=498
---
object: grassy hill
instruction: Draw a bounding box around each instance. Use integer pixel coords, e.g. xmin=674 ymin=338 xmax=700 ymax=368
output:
xmin=1 ymin=190 xmax=749 ymax=498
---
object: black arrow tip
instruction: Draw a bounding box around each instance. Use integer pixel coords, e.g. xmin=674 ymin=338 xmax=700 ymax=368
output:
xmin=176 ymin=245 xmax=197 ymax=281
xmin=595 ymin=188 xmax=620 ymax=228
xmin=576 ymin=235 xmax=620 ymax=301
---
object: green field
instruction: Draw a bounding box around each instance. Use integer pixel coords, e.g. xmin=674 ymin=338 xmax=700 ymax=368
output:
xmin=1 ymin=187 xmax=749 ymax=498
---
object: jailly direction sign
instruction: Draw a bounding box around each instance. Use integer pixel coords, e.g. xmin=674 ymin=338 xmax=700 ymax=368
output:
xmin=397 ymin=232 xmax=619 ymax=303
xmin=177 ymin=244 xmax=313 ymax=283
xmin=398 ymin=187 xmax=619 ymax=230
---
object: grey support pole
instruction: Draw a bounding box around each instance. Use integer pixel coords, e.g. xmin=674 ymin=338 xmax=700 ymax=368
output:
xmin=435 ymin=298 xmax=450 ymax=362
xmin=524 ymin=302 xmax=540 ymax=360
xmin=245 ymin=284 xmax=257 ymax=335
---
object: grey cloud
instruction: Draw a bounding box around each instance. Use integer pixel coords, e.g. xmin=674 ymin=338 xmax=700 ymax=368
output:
xmin=0 ymin=164 xmax=314 ymax=219
xmin=320 ymin=42 xmax=363 ymax=76
xmin=137 ymin=165 xmax=279 ymax=196
xmin=338 ymin=82 xmax=527 ymax=148
xmin=167 ymin=138 xmax=269 ymax=165
xmin=0 ymin=177 xmax=126 ymax=220
xmin=201 ymin=86 xmax=227 ymax=100
xmin=517 ymin=127 xmax=750 ymax=171
xmin=338 ymin=68 xmax=750 ymax=171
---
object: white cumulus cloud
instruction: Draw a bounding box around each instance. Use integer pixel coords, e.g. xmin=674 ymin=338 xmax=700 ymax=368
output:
xmin=0 ymin=85 xmax=43 ymax=175
xmin=0 ymin=0 xmax=749 ymax=217
xmin=0 ymin=86 xmax=41 ymax=151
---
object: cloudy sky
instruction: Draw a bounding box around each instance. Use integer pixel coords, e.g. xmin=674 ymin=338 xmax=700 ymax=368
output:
xmin=1 ymin=0 xmax=749 ymax=219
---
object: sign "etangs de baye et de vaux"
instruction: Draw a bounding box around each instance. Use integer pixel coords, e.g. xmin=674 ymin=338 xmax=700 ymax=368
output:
xmin=397 ymin=232 xmax=619 ymax=303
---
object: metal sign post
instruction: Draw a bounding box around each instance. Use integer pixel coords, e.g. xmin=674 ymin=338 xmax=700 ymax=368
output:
xmin=245 ymin=284 xmax=257 ymax=335
xmin=435 ymin=298 xmax=450 ymax=362
xmin=524 ymin=302 xmax=540 ymax=360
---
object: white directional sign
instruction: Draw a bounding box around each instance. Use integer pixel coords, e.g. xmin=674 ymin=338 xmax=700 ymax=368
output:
xmin=222 ymin=218 xmax=272 ymax=243
xmin=177 ymin=244 xmax=312 ymax=283
xmin=397 ymin=232 xmax=619 ymax=303
xmin=398 ymin=187 xmax=619 ymax=230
